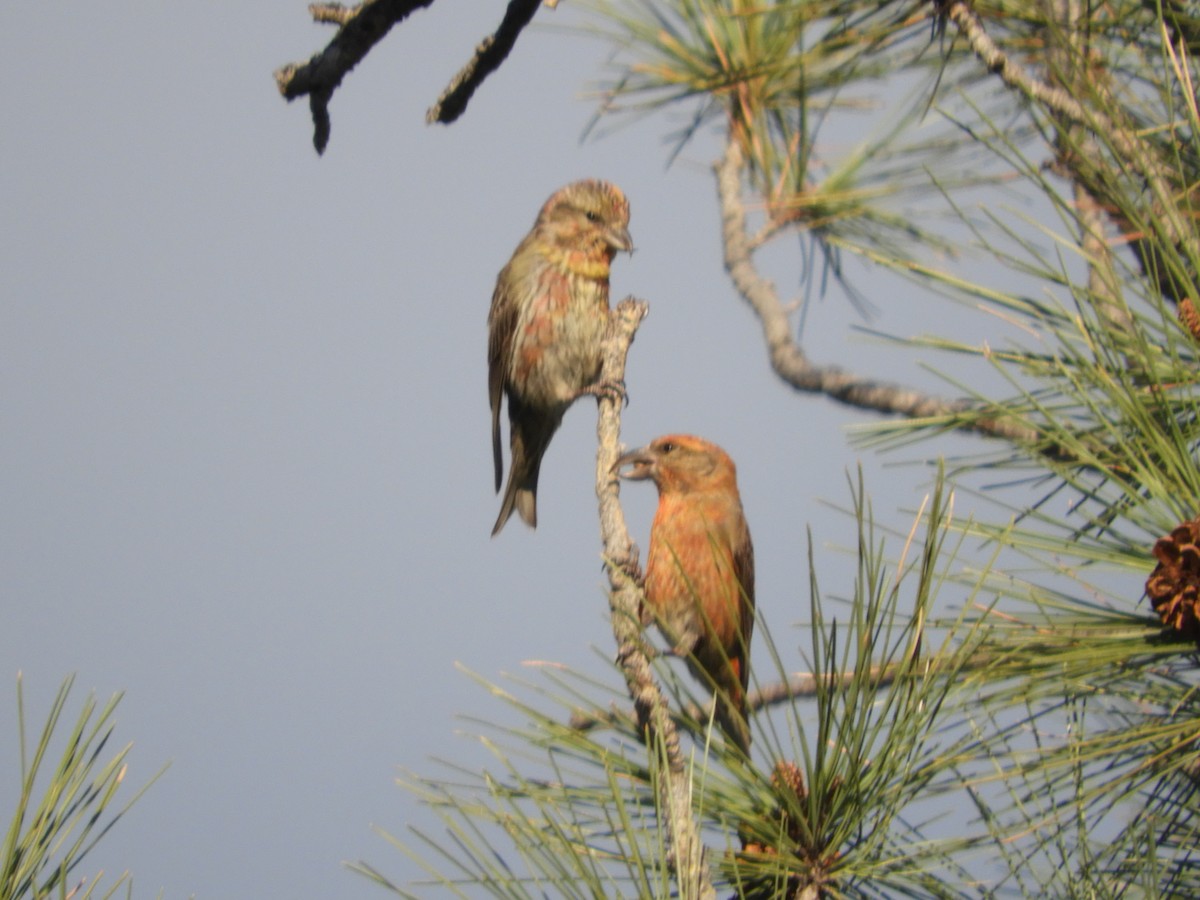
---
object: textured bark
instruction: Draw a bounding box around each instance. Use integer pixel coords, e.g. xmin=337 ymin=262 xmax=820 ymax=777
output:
xmin=426 ymin=0 xmax=541 ymax=124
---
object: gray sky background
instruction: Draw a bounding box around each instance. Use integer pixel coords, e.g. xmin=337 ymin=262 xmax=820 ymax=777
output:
xmin=0 ymin=3 xmax=1043 ymax=897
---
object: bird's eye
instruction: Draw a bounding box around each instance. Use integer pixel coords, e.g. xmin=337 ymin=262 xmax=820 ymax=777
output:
xmin=585 ymin=210 xmax=601 ymax=223
xmin=660 ymin=442 xmax=676 ymax=453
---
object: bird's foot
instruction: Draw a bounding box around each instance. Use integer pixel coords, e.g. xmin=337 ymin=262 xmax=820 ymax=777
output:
xmin=624 ymin=548 xmax=643 ymax=586
xmin=577 ymin=378 xmax=628 ymax=407
xmin=637 ymin=601 xmax=653 ymax=628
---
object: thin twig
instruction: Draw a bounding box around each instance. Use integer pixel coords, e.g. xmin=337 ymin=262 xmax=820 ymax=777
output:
xmin=571 ymin=651 xmax=1003 ymax=732
xmin=568 ymin=670 xmax=900 ymax=734
xmin=595 ymin=297 xmax=715 ymax=900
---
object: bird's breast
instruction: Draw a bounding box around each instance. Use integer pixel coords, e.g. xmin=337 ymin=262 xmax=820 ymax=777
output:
xmin=644 ymin=517 xmax=743 ymax=652
xmin=508 ymin=269 xmax=610 ymax=408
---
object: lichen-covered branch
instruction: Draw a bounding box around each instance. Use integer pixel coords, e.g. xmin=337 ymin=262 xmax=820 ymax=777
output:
xmin=275 ymin=0 xmax=437 ymax=154
xmin=716 ymin=137 xmax=1041 ymax=446
xmin=594 ymin=297 xmax=715 ymax=900
xmin=426 ymin=0 xmax=541 ymax=124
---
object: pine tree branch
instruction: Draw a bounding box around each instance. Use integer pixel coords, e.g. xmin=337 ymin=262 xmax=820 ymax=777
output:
xmin=715 ymin=136 xmax=1041 ymax=445
xmin=594 ymin=297 xmax=715 ymax=900
xmin=945 ymin=0 xmax=1199 ymax=294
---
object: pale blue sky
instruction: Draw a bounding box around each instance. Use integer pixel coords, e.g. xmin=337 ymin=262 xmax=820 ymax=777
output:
xmin=1 ymin=3 xmax=1044 ymax=896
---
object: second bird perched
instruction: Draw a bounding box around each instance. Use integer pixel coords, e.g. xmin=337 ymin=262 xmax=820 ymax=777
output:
xmin=616 ymin=434 xmax=756 ymax=752
xmin=488 ymin=179 xmax=633 ymax=536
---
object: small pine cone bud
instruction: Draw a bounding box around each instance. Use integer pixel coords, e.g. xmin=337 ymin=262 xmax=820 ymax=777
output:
xmin=1146 ymin=516 xmax=1200 ymax=645
xmin=739 ymin=761 xmax=807 ymax=858
xmin=1179 ymin=299 xmax=1200 ymax=343
xmin=772 ymin=760 xmax=807 ymax=802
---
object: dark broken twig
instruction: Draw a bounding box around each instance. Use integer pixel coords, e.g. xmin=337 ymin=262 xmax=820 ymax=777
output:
xmin=275 ymin=0 xmax=437 ymax=154
xmin=427 ymin=0 xmax=542 ymax=124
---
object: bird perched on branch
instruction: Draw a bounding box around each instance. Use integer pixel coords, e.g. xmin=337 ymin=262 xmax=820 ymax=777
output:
xmin=615 ymin=434 xmax=755 ymax=752
xmin=488 ymin=179 xmax=633 ymax=536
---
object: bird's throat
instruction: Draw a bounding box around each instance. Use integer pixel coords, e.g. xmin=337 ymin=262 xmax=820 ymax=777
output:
xmin=546 ymin=246 xmax=613 ymax=281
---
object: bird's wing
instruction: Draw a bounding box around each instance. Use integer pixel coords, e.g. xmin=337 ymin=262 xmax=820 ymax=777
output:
xmin=487 ymin=265 xmax=518 ymax=493
xmin=734 ymin=522 xmax=755 ymax=692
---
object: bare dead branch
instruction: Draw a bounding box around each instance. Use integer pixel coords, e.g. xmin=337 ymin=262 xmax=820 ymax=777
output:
xmin=746 ymin=669 xmax=895 ymax=709
xmin=275 ymin=0 xmax=437 ymax=154
xmin=427 ymin=0 xmax=542 ymax=125
xmin=715 ymin=138 xmax=1041 ymax=446
xmin=567 ymin=670 xmax=897 ymax=734
xmin=570 ymin=649 xmax=1003 ymax=732
xmin=595 ymin=297 xmax=715 ymax=899
xmin=276 ymin=0 xmax=547 ymax=149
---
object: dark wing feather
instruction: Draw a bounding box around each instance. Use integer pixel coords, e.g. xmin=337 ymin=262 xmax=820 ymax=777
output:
xmin=487 ymin=264 xmax=519 ymax=493
xmin=733 ymin=521 xmax=755 ymax=695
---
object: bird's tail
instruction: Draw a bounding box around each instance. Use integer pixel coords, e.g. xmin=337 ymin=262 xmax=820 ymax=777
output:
xmin=705 ymin=652 xmax=751 ymax=754
xmin=715 ymin=686 xmax=751 ymax=755
xmin=492 ymin=405 xmax=560 ymax=536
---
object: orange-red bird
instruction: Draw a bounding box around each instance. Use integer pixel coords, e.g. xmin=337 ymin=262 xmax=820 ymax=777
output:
xmin=616 ymin=434 xmax=755 ymax=752
xmin=489 ymin=180 xmax=633 ymax=536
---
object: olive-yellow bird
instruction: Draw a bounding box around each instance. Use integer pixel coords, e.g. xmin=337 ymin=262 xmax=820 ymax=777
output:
xmin=488 ymin=180 xmax=633 ymax=536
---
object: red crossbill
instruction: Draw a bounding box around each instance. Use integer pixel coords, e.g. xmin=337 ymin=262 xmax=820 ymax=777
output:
xmin=616 ymin=434 xmax=755 ymax=752
xmin=488 ymin=180 xmax=633 ymax=536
